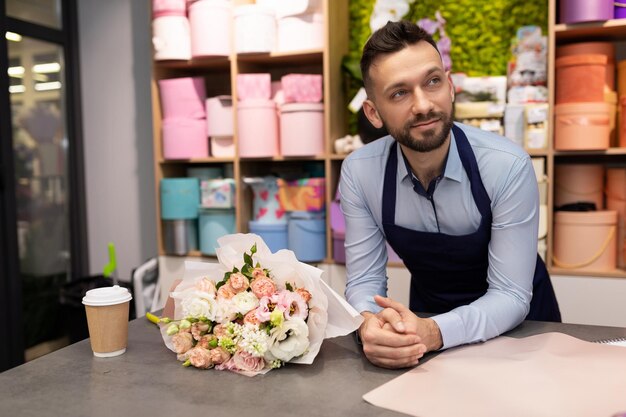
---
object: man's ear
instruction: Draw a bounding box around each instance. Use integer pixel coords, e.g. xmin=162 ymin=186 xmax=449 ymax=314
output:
xmin=362 ymin=99 xmax=384 ymax=129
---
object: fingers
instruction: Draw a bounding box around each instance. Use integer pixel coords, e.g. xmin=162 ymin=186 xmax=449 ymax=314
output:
xmin=374 ymin=295 xmax=411 ymax=313
xmin=378 ymin=306 xmax=406 ymax=333
xmin=360 ymin=314 xmax=428 ymax=369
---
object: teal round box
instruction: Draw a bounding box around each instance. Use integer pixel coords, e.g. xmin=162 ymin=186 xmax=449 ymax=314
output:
xmin=249 ymin=220 xmax=288 ymax=253
xmin=198 ymin=208 xmax=236 ymax=255
xmin=160 ymin=178 xmax=200 ymax=220
xmin=288 ymin=212 xmax=326 ymax=262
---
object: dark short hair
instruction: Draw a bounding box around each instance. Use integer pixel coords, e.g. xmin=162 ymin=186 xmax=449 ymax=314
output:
xmin=360 ymin=20 xmax=440 ymax=93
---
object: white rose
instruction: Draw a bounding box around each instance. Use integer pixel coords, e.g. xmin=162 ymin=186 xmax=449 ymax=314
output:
xmin=231 ymin=291 xmax=259 ymax=315
xmin=181 ymin=296 xmax=211 ymax=319
xmin=215 ymin=298 xmax=237 ymax=324
xmin=265 ymin=318 xmax=309 ymax=362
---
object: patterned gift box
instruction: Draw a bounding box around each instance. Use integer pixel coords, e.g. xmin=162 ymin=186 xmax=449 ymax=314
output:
xmin=201 ymin=178 xmax=236 ymax=208
xmin=277 ymin=177 xmax=325 ymax=212
xmin=281 ymin=74 xmax=323 ymax=103
xmin=237 ymin=73 xmax=272 ymax=101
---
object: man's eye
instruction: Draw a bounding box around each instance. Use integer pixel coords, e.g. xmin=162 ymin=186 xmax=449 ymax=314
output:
xmin=391 ymin=90 xmax=407 ymax=99
xmin=428 ymin=77 xmax=441 ymax=86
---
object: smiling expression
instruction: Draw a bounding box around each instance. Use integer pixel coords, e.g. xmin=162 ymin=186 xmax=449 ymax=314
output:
xmin=363 ymin=41 xmax=455 ymax=153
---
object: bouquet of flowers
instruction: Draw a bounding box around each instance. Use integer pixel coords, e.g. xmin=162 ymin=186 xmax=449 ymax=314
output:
xmin=158 ymin=234 xmax=362 ymax=376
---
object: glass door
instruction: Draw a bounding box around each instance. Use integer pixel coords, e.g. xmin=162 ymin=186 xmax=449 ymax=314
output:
xmin=1 ymin=0 xmax=86 ymax=371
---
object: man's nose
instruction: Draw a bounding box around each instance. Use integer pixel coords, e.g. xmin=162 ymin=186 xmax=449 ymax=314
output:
xmin=410 ymin=89 xmax=434 ymax=115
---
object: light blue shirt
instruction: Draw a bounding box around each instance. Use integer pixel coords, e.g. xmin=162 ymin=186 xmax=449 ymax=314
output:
xmin=339 ymin=122 xmax=539 ymax=349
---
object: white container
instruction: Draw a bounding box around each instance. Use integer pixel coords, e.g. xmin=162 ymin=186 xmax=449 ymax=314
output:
xmin=206 ymin=96 xmax=234 ymax=137
xmin=277 ymin=13 xmax=324 ymax=52
xmin=189 ymin=0 xmax=232 ymax=57
xmin=234 ymin=5 xmax=276 ymax=54
xmin=152 ymin=15 xmax=191 ymax=61
xmin=280 ymin=102 xmax=324 ymax=156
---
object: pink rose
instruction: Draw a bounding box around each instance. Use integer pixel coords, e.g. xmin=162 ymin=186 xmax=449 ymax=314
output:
xmin=188 ymin=346 xmax=213 ymax=369
xmin=252 ymin=267 xmax=268 ymax=280
xmin=232 ymin=350 xmax=266 ymax=373
xmin=196 ymin=334 xmax=216 ymax=349
xmin=217 ymin=283 xmax=236 ymax=300
xmin=195 ymin=277 xmax=216 ymax=295
xmin=295 ymin=288 xmax=312 ymax=303
xmin=250 ymin=277 xmax=276 ymax=299
xmin=209 ymin=347 xmax=231 ymax=365
xmin=171 ymin=332 xmax=194 ymax=354
xmin=244 ymin=309 xmax=261 ymax=325
xmin=229 ymin=272 xmax=249 ymax=293
xmin=213 ymin=324 xmax=230 ymax=339
xmin=191 ymin=322 xmax=210 ymax=341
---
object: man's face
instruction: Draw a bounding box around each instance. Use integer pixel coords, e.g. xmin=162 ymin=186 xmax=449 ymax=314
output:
xmin=363 ymin=41 xmax=455 ymax=153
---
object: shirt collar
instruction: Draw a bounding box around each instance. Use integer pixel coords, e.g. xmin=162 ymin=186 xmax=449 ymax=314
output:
xmin=397 ymin=126 xmax=464 ymax=184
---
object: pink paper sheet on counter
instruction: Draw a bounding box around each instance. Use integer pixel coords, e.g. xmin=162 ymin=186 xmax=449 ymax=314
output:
xmin=363 ymin=332 xmax=626 ymax=417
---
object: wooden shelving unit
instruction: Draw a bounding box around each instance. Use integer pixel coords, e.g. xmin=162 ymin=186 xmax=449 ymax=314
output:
xmin=151 ymin=0 xmax=350 ymax=261
xmin=547 ymin=0 xmax=626 ymax=278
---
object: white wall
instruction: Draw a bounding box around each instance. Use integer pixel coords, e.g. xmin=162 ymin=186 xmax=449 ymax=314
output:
xmin=78 ymin=1 xmax=157 ymax=281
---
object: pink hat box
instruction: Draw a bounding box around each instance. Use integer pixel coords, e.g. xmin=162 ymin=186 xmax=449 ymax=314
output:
xmin=159 ymin=77 xmax=206 ymax=120
xmin=152 ymin=16 xmax=192 ymax=61
xmin=189 ymin=0 xmax=232 ymax=57
xmin=555 ymin=164 xmax=605 ymax=210
xmin=234 ymin=4 xmax=276 ymax=54
xmin=237 ymin=99 xmax=278 ymax=158
xmin=277 ymin=13 xmax=324 ymax=53
xmin=332 ymin=229 xmax=346 ymax=264
xmin=280 ymin=102 xmax=324 ymax=156
xmin=554 ymin=102 xmax=611 ymax=150
xmin=607 ymin=168 xmax=626 ymax=200
xmin=206 ymin=96 xmax=234 ymax=137
xmin=162 ymin=118 xmax=208 ymax=159
xmin=152 ymin=0 xmax=186 ymax=18
xmin=553 ymin=210 xmax=618 ymax=272
xmin=210 ymin=137 xmax=235 ymax=157
xmin=237 ymin=73 xmax=272 ymax=101
xmin=281 ymin=73 xmax=323 ymax=103
xmin=555 ymin=54 xmax=607 ymax=104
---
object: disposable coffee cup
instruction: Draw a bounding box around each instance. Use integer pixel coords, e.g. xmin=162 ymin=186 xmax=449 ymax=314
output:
xmin=82 ymin=285 xmax=132 ymax=357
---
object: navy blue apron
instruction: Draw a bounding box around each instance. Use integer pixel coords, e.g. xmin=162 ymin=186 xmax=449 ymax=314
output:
xmin=382 ymin=125 xmax=561 ymax=322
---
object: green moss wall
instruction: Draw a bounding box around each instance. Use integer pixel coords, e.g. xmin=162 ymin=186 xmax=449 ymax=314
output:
xmin=345 ymin=0 xmax=548 ymax=132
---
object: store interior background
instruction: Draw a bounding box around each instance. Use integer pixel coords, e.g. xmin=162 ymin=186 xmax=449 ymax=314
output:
xmin=80 ymin=1 xmax=626 ymax=327
xmin=4 ymin=0 xmax=625 ymax=367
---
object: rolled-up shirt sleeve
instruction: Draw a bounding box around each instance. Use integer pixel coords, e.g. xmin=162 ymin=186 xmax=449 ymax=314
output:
xmin=339 ymin=159 xmax=389 ymax=314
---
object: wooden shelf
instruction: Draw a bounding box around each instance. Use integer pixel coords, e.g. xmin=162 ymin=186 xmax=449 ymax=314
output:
xmin=329 ymin=154 xmax=348 ymax=160
xmin=551 ymin=267 xmax=626 ymax=279
xmin=555 ymin=19 xmax=626 ymax=42
xmin=239 ymin=155 xmax=327 ymax=161
xmin=526 ymin=149 xmax=549 ymax=157
xmin=554 ymin=147 xmax=626 ymax=156
xmin=237 ymin=49 xmax=324 ymax=66
xmin=155 ymin=56 xmax=231 ymax=71
xmin=159 ymin=157 xmax=235 ymax=164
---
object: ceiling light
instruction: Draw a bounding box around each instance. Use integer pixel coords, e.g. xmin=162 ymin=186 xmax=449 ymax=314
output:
xmin=5 ymin=32 xmax=22 ymax=42
xmin=9 ymin=85 xmax=25 ymax=94
xmin=34 ymin=81 xmax=62 ymax=91
xmin=8 ymin=66 xmax=25 ymax=77
xmin=33 ymin=62 xmax=61 ymax=73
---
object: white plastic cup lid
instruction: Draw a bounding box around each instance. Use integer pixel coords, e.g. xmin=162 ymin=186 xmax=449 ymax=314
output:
xmin=82 ymin=285 xmax=132 ymax=306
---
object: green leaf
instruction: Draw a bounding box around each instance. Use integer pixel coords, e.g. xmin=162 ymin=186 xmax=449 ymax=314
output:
xmin=241 ymin=264 xmax=253 ymax=279
xmin=251 ymin=243 xmax=257 ymax=255
xmin=342 ymin=56 xmax=363 ymax=81
xmin=232 ymin=267 xmax=239 ymax=273
xmin=244 ymin=253 xmax=253 ymax=267
xmin=285 ymin=282 xmax=294 ymax=291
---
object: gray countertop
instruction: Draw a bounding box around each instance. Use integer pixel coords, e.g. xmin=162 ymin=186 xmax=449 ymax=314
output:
xmin=2 ymin=318 xmax=626 ymax=417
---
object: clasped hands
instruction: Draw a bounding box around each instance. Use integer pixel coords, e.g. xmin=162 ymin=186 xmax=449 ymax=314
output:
xmin=359 ymin=295 xmax=443 ymax=369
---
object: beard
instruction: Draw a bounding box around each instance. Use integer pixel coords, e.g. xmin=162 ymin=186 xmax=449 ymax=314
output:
xmin=384 ymin=109 xmax=454 ymax=153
